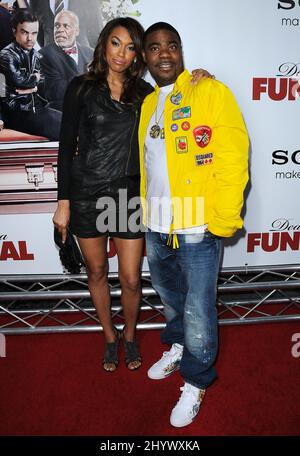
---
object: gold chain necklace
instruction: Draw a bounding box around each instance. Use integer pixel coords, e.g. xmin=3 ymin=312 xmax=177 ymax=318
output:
xmin=149 ymin=86 xmax=179 ymax=138
xmin=149 ymin=105 xmax=164 ymax=139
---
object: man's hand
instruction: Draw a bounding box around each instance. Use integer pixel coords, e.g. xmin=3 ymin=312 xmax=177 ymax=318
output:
xmin=15 ymin=86 xmax=38 ymax=94
xmin=190 ymin=68 xmax=215 ymax=85
xmin=0 ymin=120 xmax=4 ymax=131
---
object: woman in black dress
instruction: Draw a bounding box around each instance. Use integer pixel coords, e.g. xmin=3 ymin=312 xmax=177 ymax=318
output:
xmin=53 ymin=17 xmax=152 ymax=372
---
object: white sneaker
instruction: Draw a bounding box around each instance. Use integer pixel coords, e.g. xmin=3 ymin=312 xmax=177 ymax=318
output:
xmin=147 ymin=343 xmax=183 ymax=379
xmin=170 ymin=382 xmax=206 ymax=428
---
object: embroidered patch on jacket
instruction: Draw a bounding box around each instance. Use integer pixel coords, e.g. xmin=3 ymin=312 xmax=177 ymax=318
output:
xmin=193 ymin=125 xmax=212 ymax=148
xmin=175 ymin=136 xmax=188 ymax=153
xmin=181 ymin=121 xmax=190 ymax=131
xmin=195 ymin=152 xmax=213 ymax=166
xmin=171 ymin=123 xmax=178 ymax=132
xmin=170 ymin=92 xmax=183 ymax=105
xmin=163 ymin=360 xmax=180 ymax=374
xmin=172 ymin=106 xmax=191 ymax=120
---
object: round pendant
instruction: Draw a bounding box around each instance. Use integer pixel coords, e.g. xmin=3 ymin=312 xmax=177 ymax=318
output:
xmin=150 ymin=124 xmax=161 ymax=139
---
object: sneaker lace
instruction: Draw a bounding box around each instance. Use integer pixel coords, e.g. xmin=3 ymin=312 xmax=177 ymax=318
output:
xmin=177 ymin=383 xmax=204 ymax=407
xmin=176 ymin=383 xmax=192 ymax=407
xmin=163 ymin=344 xmax=182 ymax=359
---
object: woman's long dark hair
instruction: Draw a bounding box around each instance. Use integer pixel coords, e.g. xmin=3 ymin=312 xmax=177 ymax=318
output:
xmin=85 ymin=17 xmax=146 ymax=104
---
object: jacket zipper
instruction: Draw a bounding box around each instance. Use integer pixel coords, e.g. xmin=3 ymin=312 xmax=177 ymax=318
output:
xmin=27 ymin=51 xmax=36 ymax=113
xmin=125 ymin=107 xmax=138 ymax=174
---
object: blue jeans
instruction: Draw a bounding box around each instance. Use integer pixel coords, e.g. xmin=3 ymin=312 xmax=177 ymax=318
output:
xmin=146 ymin=230 xmax=222 ymax=389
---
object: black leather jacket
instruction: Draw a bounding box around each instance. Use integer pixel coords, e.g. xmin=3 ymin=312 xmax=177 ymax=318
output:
xmin=0 ymin=41 xmax=47 ymax=111
xmin=57 ymin=76 xmax=153 ymax=200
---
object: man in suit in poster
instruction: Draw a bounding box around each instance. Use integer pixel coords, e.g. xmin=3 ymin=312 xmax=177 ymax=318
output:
xmin=39 ymin=10 xmax=93 ymax=111
xmin=18 ymin=0 xmax=103 ymax=48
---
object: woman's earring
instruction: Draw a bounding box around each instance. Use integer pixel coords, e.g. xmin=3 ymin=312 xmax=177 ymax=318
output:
xmin=133 ymin=57 xmax=137 ymax=64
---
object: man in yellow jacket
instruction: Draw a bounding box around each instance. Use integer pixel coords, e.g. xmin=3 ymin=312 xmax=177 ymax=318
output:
xmin=139 ymin=22 xmax=249 ymax=428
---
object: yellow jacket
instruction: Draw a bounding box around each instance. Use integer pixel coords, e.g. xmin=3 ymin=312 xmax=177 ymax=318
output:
xmin=139 ymin=70 xmax=249 ymax=238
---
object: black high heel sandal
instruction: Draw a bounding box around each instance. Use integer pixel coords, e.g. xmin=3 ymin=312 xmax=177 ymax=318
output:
xmin=102 ymin=328 xmax=121 ymax=372
xmin=121 ymin=329 xmax=142 ymax=371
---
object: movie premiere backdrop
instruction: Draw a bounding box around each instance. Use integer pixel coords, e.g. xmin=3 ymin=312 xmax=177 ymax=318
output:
xmin=0 ymin=0 xmax=299 ymax=274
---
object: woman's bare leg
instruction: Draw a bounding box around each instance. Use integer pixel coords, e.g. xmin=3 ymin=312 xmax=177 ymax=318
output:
xmin=77 ymin=236 xmax=117 ymax=371
xmin=113 ymin=237 xmax=144 ymax=369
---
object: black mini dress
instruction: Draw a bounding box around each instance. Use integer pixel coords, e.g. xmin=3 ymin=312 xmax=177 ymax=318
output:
xmin=57 ymin=76 xmax=153 ymax=239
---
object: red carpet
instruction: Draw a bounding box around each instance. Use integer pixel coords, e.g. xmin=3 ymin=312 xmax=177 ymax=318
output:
xmin=0 ymin=322 xmax=299 ymax=436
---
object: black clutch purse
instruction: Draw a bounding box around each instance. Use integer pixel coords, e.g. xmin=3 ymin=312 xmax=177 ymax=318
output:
xmin=54 ymin=227 xmax=85 ymax=274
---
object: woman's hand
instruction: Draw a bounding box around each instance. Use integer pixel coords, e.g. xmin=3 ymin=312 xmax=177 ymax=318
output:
xmin=53 ymin=200 xmax=70 ymax=244
xmin=190 ymin=68 xmax=215 ymax=85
